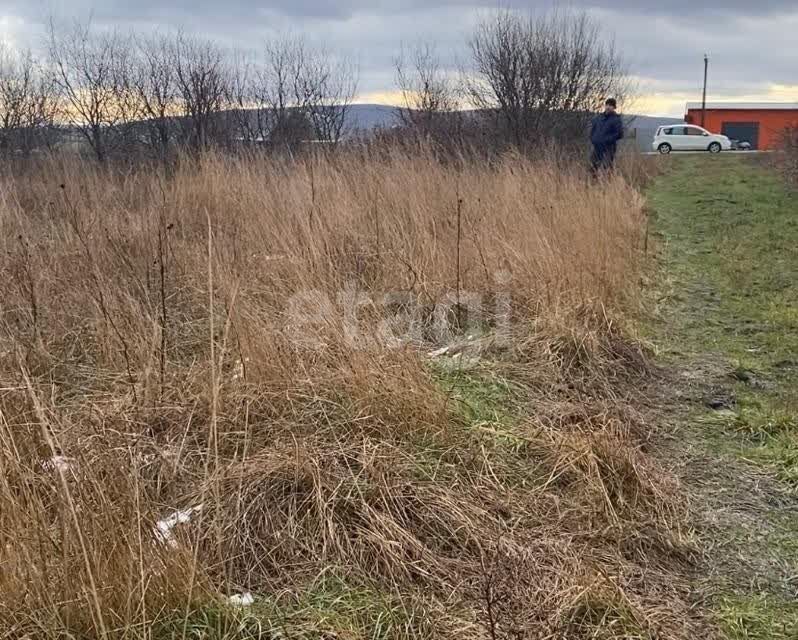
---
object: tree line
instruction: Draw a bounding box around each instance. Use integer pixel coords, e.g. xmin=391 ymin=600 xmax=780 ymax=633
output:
xmin=0 ymin=10 xmax=629 ymax=162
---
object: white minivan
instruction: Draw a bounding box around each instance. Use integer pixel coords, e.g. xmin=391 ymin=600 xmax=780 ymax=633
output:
xmin=653 ymin=124 xmax=732 ymax=154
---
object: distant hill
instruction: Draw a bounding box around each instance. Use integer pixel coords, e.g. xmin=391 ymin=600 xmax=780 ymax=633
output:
xmin=346 ymin=104 xmax=684 ymax=150
xmin=345 ymin=104 xmax=400 ymax=132
xmin=627 ymin=115 xmax=684 ymax=129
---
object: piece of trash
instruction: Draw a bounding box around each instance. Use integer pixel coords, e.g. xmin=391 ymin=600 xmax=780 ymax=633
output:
xmin=154 ymin=505 xmax=203 ymax=548
xmin=228 ymin=592 xmax=255 ymax=607
xmin=428 ymin=342 xmax=469 ymax=359
xmin=42 ymin=456 xmax=74 ymax=473
xmin=231 ymin=357 xmax=250 ymax=381
xmin=428 ymin=346 xmax=450 ymax=358
xmin=232 ymin=360 xmax=244 ymax=381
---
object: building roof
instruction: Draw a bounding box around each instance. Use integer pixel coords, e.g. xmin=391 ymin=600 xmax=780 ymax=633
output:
xmin=686 ymin=102 xmax=798 ymax=111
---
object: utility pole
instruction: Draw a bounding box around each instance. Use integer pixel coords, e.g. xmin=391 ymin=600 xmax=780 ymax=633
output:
xmin=701 ymin=54 xmax=709 ymax=128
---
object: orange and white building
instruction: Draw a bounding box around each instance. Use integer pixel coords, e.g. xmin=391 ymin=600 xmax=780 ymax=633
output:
xmin=685 ymin=102 xmax=798 ymax=150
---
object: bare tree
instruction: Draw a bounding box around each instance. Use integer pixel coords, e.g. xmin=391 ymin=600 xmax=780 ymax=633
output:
xmin=466 ymin=10 xmax=629 ymax=151
xmin=131 ymin=33 xmax=179 ymax=161
xmin=0 ymin=44 xmax=58 ymax=155
xmin=296 ymin=47 xmax=357 ymax=144
xmin=225 ymin=49 xmax=258 ymax=145
xmin=223 ymin=38 xmax=304 ymax=149
xmin=169 ymin=32 xmax=229 ymax=151
xmin=395 ymin=43 xmax=460 ymax=142
xmin=259 ymin=37 xmax=313 ymax=148
xmin=229 ymin=37 xmax=348 ymax=151
xmin=0 ymin=45 xmax=34 ymax=151
xmin=47 ymin=19 xmax=137 ymax=161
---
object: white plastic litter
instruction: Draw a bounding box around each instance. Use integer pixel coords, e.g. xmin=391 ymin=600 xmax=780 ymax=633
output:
xmin=232 ymin=360 xmax=244 ymax=381
xmin=231 ymin=357 xmax=250 ymax=381
xmin=228 ymin=592 xmax=255 ymax=607
xmin=154 ymin=505 xmax=203 ymax=548
xmin=42 ymin=456 xmax=74 ymax=473
xmin=428 ymin=346 xmax=450 ymax=358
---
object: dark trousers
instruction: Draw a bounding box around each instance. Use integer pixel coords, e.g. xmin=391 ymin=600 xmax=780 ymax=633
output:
xmin=590 ymin=144 xmax=616 ymax=177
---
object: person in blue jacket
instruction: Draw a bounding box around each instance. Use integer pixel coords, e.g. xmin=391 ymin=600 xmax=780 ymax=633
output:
xmin=590 ymin=98 xmax=624 ymax=175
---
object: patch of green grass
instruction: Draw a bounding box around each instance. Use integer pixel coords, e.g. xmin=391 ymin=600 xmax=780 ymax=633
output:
xmin=717 ymin=594 xmax=798 ymax=640
xmin=647 ymin=156 xmax=798 ymax=481
xmin=250 ymin=575 xmax=436 ymax=640
xmin=711 ymin=395 xmax=798 ymax=483
xmin=432 ymin=364 xmax=541 ymax=456
xmin=647 ymin=156 xmax=798 ymax=639
xmin=564 ymin=591 xmax=652 ymax=640
xmin=150 ymin=606 xmax=269 ymax=640
xmin=432 ymin=364 xmax=520 ymax=428
xmin=427 ymin=363 xmax=548 ymax=488
xmin=741 ymin=433 xmax=798 ymax=486
xmin=148 ymin=577 xmax=436 ymax=640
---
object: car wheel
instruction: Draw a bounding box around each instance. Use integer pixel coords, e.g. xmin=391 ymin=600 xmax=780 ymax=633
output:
xmin=708 ymin=142 xmax=722 ymax=154
xmin=658 ymin=143 xmax=672 ymax=155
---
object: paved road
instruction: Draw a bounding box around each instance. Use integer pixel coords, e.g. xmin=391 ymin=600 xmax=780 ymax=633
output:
xmin=642 ymin=150 xmax=770 ymax=156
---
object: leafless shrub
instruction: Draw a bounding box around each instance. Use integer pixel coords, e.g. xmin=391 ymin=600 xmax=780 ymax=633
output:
xmin=297 ymin=45 xmax=357 ymax=144
xmin=169 ymin=32 xmax=230 ymax=152
xmin=47 ymin=18 xmax=140 ymax=161
xmin=394 ymin=43 xmax=463 ymax=145
xmin=227 ymin=36 xmax=315 ymax=151
xmin=224 ymin=49 xmax=258 ymax=146
xmin=466 ymin=9 xmax=630 ymax=152
xmin=225 ymin=36 xmax=356 ymax=151
xmin=0 ymin=44 xmax=58 ymax=156
xmin=18 ymin=10 xmax=630 ymax=164
xmin=130 ymin=33 xmax=180 ymax=162
xmin=259 ymin=37 xmax=313 ymax=147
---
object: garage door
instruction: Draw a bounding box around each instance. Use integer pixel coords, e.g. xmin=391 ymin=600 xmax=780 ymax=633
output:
xmin=721 ymin=122 xmax=760 ymax=149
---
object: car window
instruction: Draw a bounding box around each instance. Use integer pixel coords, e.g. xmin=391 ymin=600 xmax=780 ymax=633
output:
xmin=663 ymin=127 xmax=673 ymax=135
xmin=670 ymin=127 xmax=686 ymax=135
xmin=687 ymin=127 xmax=705 ymax=136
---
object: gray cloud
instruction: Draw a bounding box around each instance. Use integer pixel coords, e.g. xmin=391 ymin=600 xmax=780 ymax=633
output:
xmin=5 ymin=0 xmax=798 ymax=21
xmin=1 ymin=0 xmax=796 ymax=114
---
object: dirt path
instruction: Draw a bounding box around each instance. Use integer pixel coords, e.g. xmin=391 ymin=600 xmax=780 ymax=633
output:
xmin=645 ymin=155 xmax=798 ymax=638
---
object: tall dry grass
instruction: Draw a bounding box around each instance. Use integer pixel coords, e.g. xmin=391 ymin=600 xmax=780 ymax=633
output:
xmin=0 ymin=148 xmax=696 ymax=639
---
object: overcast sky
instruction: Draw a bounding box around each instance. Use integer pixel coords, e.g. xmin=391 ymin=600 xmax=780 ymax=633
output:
xmin=1 ymin=0 xmax=796 ymax=116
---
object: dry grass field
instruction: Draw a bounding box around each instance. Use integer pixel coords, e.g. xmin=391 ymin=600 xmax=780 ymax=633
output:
xmin=0 ymin=148 xmax=699 ymax=639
